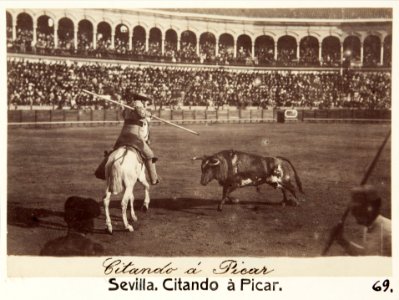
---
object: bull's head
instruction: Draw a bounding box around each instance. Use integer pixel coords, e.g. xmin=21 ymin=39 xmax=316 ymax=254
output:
xmin=192 ymin=155 xmax=221 ymax=185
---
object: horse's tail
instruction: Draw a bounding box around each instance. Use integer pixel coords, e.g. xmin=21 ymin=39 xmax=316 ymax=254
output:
xmin=109 ymin=161 xmax=123 ymax=194
xmin=106 ymin=149 xmax=126 ymax=194
xmin=276 ymin=156 xmax=304 ymax=194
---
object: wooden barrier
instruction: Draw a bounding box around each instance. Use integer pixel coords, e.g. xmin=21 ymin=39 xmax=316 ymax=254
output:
xmin=7 ymin=108 xmax=390 ymax=127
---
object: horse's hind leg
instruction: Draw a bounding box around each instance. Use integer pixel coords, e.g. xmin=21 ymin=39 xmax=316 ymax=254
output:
xmin=103 ymin=189 xmax=113 ymax=234
xmin=139 ymin=168 xmax=150 ymax=212
xmin=121 ymin=188 xmax=134 ymax=232
xmin=129 ymin=185 xmax=138 ymax=222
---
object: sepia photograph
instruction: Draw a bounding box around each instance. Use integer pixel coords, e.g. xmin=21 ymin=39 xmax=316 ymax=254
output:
xmin=4 ymin=3 xmax=394 ymax=281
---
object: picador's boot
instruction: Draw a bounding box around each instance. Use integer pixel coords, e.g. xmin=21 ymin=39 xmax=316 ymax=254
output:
xmin=145 ymin=159 xmax=159 ymax=185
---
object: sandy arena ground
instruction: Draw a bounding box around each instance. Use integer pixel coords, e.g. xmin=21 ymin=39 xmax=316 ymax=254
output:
xmin=7 ymin=122 xmax=391 ymax=256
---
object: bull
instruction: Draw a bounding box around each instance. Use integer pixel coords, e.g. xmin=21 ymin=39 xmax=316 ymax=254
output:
xmin=192 ymin=150 xmax=304 ymax=211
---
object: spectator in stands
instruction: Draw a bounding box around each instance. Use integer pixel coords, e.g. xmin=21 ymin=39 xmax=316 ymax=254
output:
xmin=256 ymin=47 xmax=274 ymax=66
xmin=7 ymin=59 xmax=391 ymax=110
xmin=177 ymin=41 xmax=199 ymax=63
xmin=13 ymin=28 xmax=33 ymax=52
xmin=77 ymin=32 xmax=94 ymax=56
xmin=6 ymin=26 xmax=391 ymax=71
xmin=278 ymin=48 xmax=296 ymax=66
xmin=322 ymin=52 xmax=340 ymax=67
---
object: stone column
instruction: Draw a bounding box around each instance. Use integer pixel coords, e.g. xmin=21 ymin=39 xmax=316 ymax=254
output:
xmin=318 ymin=41 xmax=322 ymax=63
xmin=233 ymin=39 xmax=237 ymax=58
xmin=251 ymin=42 xmax=255 ymax=59
xmin=196 ymin=36 xmax=200 ymax=56
xmin=161 ymin=39 xmax=165 ymax=55
xmin=93 ymin=28 xmax=97 ymax=49
xmin=216 ymin=41 xmax=219 ymax=56
xmin=54 ymin=23 xmax=58 ymax=48
xmin=274 ymin=43 xmax=277 ymax=60
xmin=145 ymin=36 xmax=149 ymax=52
xmin=340 ymin=42 xmax=343 ymax=63
xmin=360 ymin=42 xmax=364 ymax=65
xmin=128 ymin=30 xmax=133 ymax=50
xmin=33 ymin=26 xmax=37 ymax=46
xmin=380 ymin=43 xmax=384 ymax=65
xmin=74 ymin=24 xmax=78 ymax=49
xmin=12 ymin=24 xmax=16 ymax=41
xmin=177 ymin=38 xmax=180 ymax=51
xmin=111 ymin=34 xmax=115 ymax=49
xmin=296 ymin=42 xmax=300 ymax=60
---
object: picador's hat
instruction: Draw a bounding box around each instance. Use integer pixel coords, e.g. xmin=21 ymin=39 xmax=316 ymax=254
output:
xmin=125 ymin=87 xmax=152 ymax=102
xmin=130 ymin=92 xmax=152 ymax=101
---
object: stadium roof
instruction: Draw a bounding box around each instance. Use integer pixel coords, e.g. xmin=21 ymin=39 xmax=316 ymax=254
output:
xmin=156 ymin=8 xmax=392 ymax=20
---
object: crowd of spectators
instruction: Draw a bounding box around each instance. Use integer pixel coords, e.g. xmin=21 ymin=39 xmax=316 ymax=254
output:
xmin=7 ymin=27 xmax=390 ymax=68
xmin=35 ymin=32 xmax=55 ymax=54
xmin=236 ymin=46 xmax=252 ymax=64
xmin=214 ymin=44 xmax=234 ymax=65
xmin=363 ymin=45 xmax=381 ymax=67
xmin=299 ymin=47 xmax=319 ymax=66
xmin=164 ymin=41 xmax=177 ymax=60
xmin=57 ymin=33 xmax=74 ymax=54
xmin=256 ymin=47 xmax=274 ymax=65
xmin=77 ymin=32 xmax=93 ymax=55
xmin=322 ymin=52 xmax=340 ymax=67
xmin=113 ymin=38 xmax=129 ymax=57
xmin=7 ymin=59 xmax=391 ymax=110
xmin=199 ymin=41 xmax=216 ymax=63
xmin=12 ymin=29 xmax=33 ymax=53
xmin=277 ymin=48 xmax=296 ymax=66
xmin=176 ymin=41 xmax=199 ymax=63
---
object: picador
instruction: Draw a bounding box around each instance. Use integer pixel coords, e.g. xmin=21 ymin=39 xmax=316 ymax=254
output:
xmin=95 ymin=91 xmax=159 ymax=185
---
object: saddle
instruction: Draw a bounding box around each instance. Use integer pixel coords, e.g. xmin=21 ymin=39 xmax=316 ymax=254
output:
xmin=116 ymin=146 xmax=145 ymax=165
xmin=94 ymin=146 xmax=157 ymax=180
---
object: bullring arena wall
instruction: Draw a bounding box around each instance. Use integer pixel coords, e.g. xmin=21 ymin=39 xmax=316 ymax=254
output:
xmin=8 ymin=108 xmax=391 ymax=128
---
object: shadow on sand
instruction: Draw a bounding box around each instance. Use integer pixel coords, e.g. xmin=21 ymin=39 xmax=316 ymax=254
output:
xmin=108 ymin=197 xmax=286 ymax=212
xmin=8 ymin=204 xmax=66 ymax=230
xmin=8 ymin=196 xmax=286 ymax=233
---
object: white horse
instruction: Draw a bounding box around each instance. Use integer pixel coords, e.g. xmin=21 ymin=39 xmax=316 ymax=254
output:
xmin=103 ymin=146 xmax=150 ymax=234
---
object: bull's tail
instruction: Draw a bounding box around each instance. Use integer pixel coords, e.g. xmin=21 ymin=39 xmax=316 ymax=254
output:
xmin=276 ymin=156 xmax=304 ymax=194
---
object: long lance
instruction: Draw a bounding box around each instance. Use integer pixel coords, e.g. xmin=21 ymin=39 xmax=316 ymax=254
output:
xmin=82 ymin=89 xmax=199 ymax=136
xmin=322 ymin=129 xmax=391 ymax=256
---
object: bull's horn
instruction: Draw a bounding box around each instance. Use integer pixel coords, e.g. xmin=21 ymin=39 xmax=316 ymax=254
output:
xmin=192 ymin=156 xmax=206 ymax=161
xmin=208 ymin=158 xmax=220 ymax=166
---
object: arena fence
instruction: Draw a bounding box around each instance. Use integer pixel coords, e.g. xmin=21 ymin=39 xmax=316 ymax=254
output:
xmin=7 ymin=108 xmax=391 ymax=127
xmin=301 ymin=109 xmax=391 ymax=123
